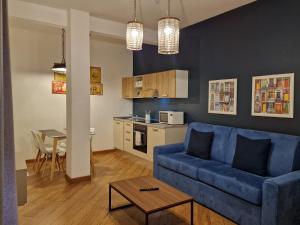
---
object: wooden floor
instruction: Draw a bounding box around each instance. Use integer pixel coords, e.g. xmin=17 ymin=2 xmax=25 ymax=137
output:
xmin=19 ymin=150 xmax=236 ymax=225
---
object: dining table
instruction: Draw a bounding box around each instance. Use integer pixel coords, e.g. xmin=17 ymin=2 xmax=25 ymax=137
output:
xmin=39 ymin=129 xmax=67 ymax=181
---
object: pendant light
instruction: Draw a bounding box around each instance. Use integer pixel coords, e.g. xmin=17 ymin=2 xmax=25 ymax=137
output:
xmin=126 ymin=0 xmax=143 ymax=51
xmin=158 ymin=0 xmax=180 ymax=55
xmin=52 ymin=29 xmax=66 ymax=74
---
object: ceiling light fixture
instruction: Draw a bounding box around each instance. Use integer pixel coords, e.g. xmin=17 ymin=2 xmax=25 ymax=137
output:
xmin=126 ymin=0 xmax=143 ymax=51
xmin=52 ymin=29 xmax=66 ymax=74
xmin=158 ymin=0 xmax=180 ymax=55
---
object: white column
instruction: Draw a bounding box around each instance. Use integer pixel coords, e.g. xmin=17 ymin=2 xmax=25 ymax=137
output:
xmin=66 ymin=9 xmax=90 ymax=180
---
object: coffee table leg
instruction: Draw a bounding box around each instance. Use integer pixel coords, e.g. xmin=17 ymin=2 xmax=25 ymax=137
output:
xmin=191 ymin=201 xmax=193 ymax=225
xmin=109 ymin=184 xmax=112 ymax=211
xmin=145 ymin=213 xmax=148 ymax=225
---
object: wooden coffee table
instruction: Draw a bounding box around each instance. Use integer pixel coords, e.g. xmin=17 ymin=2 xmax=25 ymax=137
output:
xmin=109 ymin=176 xmax=193 ymax=225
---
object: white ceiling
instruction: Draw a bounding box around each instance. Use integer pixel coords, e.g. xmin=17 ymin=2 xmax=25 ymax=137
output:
xmin=19 ymin=0 xmax=255 ymax=29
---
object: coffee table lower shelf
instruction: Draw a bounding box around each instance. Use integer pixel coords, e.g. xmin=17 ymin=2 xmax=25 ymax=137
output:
xmin=108 ymin=184 xmax=194 ymax=225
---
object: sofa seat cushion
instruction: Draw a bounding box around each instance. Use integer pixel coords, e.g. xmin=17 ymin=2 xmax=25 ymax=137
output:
xmin=157 ymin=152 xmax=222 ymax=180
xmin=198 ymin=165 xmax=268 ymax=205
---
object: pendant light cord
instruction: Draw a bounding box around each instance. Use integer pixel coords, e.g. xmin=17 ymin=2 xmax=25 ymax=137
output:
xmin=62 ymin=29 xmax=66 ymax=64
xmin=168 ymin=0 xmax=170 ymax=17
xmin=134 ymin=0 xmax=137 ymax=21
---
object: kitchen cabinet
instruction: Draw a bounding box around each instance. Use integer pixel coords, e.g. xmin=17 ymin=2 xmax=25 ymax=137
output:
xmin=157 ymin=71 xmax=176 ymax=98
xmin=157 ymin=70 xmax=188 ymax=98
xmin=113 ymin=119 xmax=187 ymax=161
xmin=143 ymin=73 xmax=157 ymax=91
xmin=113 ymin=120 xmax=124 ymax=150
xmin=123 ymin=121 xmax=133 ymax=152
xmin=147 ymin=125 xmax=187 ymax=161
xmin=121 ymin=70 xmax=188 ymax=99
xmin=122 ymin=77 xmax=134 ymax=99
xmin=147 ymin=127 xmax=166 ymax=160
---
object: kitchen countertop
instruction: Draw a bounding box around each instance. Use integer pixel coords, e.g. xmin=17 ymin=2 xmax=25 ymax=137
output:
xmin=113 ymin=117 xmax=187 ymax=129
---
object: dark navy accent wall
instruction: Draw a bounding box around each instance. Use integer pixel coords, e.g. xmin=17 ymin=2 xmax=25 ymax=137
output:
xmin=133 ymin=0 xmax=300 ymax=135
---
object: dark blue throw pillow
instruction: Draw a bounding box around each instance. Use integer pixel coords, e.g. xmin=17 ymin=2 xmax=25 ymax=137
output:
xmin=186 ymin=129 xmax=214 ymax=160
xmin=232 ymin=134 xmax=271 ymax=176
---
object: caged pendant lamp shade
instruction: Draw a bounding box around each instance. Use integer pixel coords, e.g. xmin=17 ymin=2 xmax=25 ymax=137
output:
xmin=52 ymin=29 xmax=66 ymax=74
xmin=126 ymin=0 xmax=143 ymax=51
xmin=158 ymin=0 xmax=180 ymax=55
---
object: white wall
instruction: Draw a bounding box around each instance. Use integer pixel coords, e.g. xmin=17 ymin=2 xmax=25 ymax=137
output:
xmin=90 ymin=36 xmax=132 ymax=150
xmin=10 ymin=19 xmax=132 ymax=160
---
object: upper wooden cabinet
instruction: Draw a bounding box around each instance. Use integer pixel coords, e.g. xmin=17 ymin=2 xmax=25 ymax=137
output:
xmin=122 ymin=70 xmax=188 ymax=99
xmin=157 ymin=70 xmax=176 ymax=98
xmin=143 ymin=73 xmax=157 ymax=91
xmin=122 ymin=77 xmax=134 ymax=99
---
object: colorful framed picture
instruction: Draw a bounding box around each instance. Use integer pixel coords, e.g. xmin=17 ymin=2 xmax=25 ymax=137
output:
xmin=90 ymin=67 xmax=101 ymax=83
xmin=52 ymin=81 xmax=67 ymax=94
xmin=90 ymin=83 xmax=103 ymax=95
xmin=52 ymin=66 xmax=103 ymax=95
xmin=251 ymin=73 xmax=294 ymax=118
xmin=54 ymin=72 xmax=67 ymax=82
xmin=208 ymin=78 xmax=237 ymax=115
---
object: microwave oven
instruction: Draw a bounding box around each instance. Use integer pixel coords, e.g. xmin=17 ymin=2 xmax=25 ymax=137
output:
xmin=159 ymin=111 xmax=184 ymax=125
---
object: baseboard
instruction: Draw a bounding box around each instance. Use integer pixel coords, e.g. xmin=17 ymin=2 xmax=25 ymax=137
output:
xmin=65 ymin=174 xmax=91 ymax=184
xmin=25 ymin=149 xmax=115 ymax=165
xmin=92 ymin=149 xmax=116 ymax=155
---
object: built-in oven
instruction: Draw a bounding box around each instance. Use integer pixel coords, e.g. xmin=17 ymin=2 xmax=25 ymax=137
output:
xmin=133 ymin=124 xmax=147 ymax=153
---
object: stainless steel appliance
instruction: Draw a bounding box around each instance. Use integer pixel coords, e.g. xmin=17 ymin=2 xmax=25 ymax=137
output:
xmin=159 ymin=111 xmax=184 ymax=125
xmin=133 ymin=124 xmax=147 ymax=153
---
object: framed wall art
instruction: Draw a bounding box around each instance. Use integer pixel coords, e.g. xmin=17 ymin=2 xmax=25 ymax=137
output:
xmin=208 ymin=78 xmax=237 ymax=115
xmin=90 ymin=67 xmax=101 ymax=83
xmin=90 ymin=83 xmax=103 ymax=95
xmin=251 ymin=73 xmax=294 ymax=118
xmin=52 ymin=66 xmax=103 ymax=95
xmin=52 ymin=81 xmax=67 ymax=94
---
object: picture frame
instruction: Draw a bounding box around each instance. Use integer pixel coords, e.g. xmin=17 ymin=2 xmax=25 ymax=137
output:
xmin=251 ymin=73 xmax=294 ymax=118
xmin=52 ymin=81 xmax=67 ymax=94
xmin=208 ymin=78 xmax=237 ymax=115
xmin=90 ymin=67 xmax=101 ymax=83
xmin=90 ymin=83 xmax=103 ymax=95
xmin=52 ymin=66 xmax=103 ymax=95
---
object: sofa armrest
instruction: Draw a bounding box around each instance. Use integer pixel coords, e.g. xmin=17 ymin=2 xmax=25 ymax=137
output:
xmin=153 ymin=143 xmax=185 ymax=178
xmin=262 ymin=170 xmax=300 ymax=225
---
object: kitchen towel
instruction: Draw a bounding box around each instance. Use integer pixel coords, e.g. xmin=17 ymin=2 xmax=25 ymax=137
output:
xmin=135 ymin=131 xmax=142 ymax=146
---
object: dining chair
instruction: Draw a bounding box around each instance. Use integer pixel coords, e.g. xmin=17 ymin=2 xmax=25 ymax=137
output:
xmin=55 ymin=127 xmax=96 ymax=175
xmin=30 ymin=129 xmax=41 ymax=172
xmin=33 ymin=130 xmax=66 ymax=177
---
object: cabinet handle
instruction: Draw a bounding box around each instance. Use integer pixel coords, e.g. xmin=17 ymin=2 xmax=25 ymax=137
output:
xmin=152 ymin=128 xmax=159 ymax=132
xmin=126 ymin=123 xmax=131 ymax=126
xmin=161 ymin=94 xmax=168 ymax=97
xmin=125 ymin=138 xmax=131 ymax=142
xmin=116 ymin=122 xmax=120 ymax=125
xmin=126 ymin=131 xmax=131 ymax=134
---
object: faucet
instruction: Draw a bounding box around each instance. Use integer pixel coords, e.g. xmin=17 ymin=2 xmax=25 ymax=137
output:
xmin=129 ymin=113 xmax=139 ymax=120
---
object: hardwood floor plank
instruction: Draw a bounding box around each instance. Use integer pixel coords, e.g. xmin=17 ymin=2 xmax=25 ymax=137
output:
xmin=19 ymin=150 xmax=236 ymax=225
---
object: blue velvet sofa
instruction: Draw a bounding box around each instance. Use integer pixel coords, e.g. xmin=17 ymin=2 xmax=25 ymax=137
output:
xmin=154 ymin=122 xmax=300 ymax=225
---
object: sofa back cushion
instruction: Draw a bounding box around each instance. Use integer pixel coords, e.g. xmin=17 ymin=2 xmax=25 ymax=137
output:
xmin=185 ymin=122 xmax=300 ymax=177
xmin=226 ymin=128 xmax=300 ymax=177
xmin=184 ymin=122 xmax=233 ymax=163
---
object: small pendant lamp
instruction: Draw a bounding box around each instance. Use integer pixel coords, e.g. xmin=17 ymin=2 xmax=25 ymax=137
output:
xmin=126 ymin=0 xmax=143 ymax=51
xmin=52 ymin=29 xmax=66 ymax=74
xmin=158 ymin=0 xmax=180 ymax=55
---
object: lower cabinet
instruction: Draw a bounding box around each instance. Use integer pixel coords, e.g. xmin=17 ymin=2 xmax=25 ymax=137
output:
xmin=147 ymin=127 xmax=166 ymax=160
xmin=123 ymin=122 xmax=133 ymax=152
xmin=147 ymin=126 xmax=187 ymax=161
xmin=113 ymin=120 xmax=124 ymax=150
xmin=113 ymin=119 xmax=187 ymax=161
